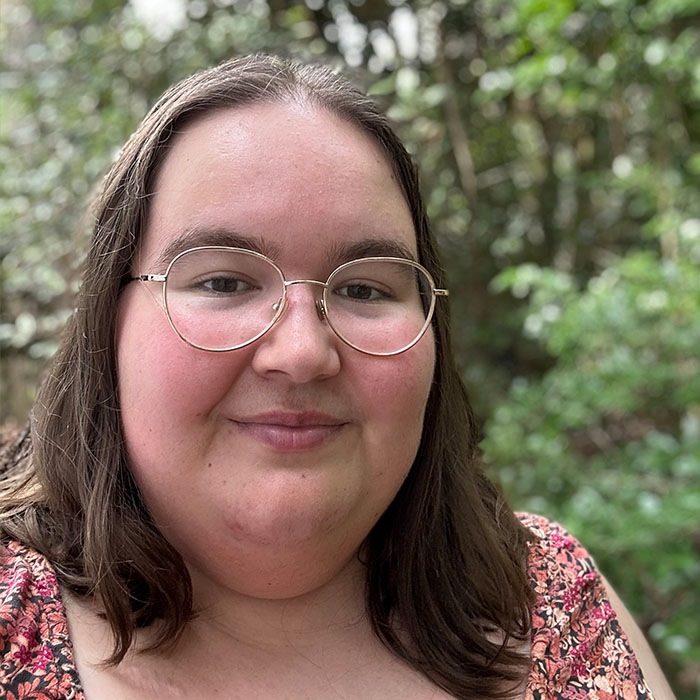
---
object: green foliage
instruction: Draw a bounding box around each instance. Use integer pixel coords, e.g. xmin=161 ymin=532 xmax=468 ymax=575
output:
xmin=1 ymin=0 xmax=699 ymax=695
xmin=484 ymin=247 xmax=700 ymax=688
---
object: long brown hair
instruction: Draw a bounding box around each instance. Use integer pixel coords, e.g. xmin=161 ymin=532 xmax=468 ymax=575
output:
xmin=0 ymin=55 xmax=534 ymax=699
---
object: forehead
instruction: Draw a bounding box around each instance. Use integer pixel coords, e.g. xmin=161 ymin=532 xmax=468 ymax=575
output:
xmin=139 ymin=103 xmax=417 ymax=271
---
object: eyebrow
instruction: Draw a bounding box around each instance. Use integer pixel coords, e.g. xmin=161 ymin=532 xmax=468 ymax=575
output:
xmin=325 ymin=237 xmax=417 ymax=265
xmin=152 ymin=227 xmax=280 ymax=271
xmin=150 ymin=227 xmax=417 ymax=272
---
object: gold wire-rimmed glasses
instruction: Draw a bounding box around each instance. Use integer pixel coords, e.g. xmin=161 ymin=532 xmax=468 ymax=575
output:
xmin=130 ymin=246 xmax=449 ymax=357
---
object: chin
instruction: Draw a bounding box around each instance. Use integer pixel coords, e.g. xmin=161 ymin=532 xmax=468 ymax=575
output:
xmin=187 ymin=543 xmax=363 ymax=602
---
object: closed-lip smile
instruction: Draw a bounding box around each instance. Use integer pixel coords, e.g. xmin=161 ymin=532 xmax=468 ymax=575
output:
xmin=231 ymin=412 xmax=347 ymax=451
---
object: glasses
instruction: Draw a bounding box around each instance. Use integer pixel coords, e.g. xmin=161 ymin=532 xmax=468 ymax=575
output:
xmin=131 ymin=246 xmax=448 ymax=356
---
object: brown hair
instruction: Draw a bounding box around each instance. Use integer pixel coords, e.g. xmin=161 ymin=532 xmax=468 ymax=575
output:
xmin=0 ymin=55 xmax=534 ymax=699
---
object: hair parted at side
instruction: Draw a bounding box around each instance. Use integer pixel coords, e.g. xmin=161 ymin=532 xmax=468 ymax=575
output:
xmin=0 ymin=54 xmax=534 ymax=699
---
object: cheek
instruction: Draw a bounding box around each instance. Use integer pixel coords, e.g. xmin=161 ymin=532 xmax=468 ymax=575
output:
xmin=349 ymin=337 xmax=434 ymax=525
xmin=115 ymin=289 xmax=245 ymax=438
xmin=357 ymin=333 xmax=435 ymax=443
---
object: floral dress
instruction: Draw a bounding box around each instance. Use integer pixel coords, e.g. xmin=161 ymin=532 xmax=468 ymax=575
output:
xmin=0 ymin=514 xmax=654 ymax=699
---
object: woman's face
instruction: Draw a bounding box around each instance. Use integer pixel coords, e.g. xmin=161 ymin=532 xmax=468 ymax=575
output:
xmin=116 ymin=103 xmax=435 ymax=600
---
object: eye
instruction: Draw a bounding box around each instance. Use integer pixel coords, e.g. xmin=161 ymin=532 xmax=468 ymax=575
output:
xmin=196 ymin=275 xmax=257 ymax=295
xmin=334 ymin=281 xmax=391 ymax=302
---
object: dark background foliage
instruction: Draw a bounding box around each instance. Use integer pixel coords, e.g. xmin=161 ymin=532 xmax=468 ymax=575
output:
xmin=1 ymin=0 xmax=698 ymax=695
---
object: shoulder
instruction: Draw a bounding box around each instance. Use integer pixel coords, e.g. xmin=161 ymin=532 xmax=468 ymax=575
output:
xmin=516 ymin=513 xmax=656 ymax=699
xmin=0 ymin=540 xmax=82 ymax=698
xmin=517 ymin=512 xmax=599 ymax=592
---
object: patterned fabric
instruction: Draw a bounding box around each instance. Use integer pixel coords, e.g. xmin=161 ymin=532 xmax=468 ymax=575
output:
xmin=520 ymin=513 xmax=653 ymax=699
xmin=0 ymin=541 xmax=83 ymax=699
xmin=0 ymin=515 xmax=653 ymax=699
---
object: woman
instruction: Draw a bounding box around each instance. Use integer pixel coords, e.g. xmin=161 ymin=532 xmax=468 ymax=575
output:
xmin=0 ymin=55 xmax=672 ymax=699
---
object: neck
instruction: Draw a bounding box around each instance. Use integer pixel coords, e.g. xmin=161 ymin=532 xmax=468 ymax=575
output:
xmin=65 ymin=550 xmax=385 ymax=699
xmin=174 ymin=554 xmax=370 ymax=656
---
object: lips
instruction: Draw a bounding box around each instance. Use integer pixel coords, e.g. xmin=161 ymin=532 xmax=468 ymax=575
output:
xmin=231 ymin=412 xmax=347 ymax=451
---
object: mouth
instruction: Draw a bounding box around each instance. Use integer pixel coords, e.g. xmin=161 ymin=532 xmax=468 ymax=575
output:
xmin=231 ymin=412 xmax=347 ymax=452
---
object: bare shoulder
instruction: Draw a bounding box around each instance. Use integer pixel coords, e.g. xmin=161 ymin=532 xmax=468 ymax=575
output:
xmin=602 ymin=577 xmax=677 ymax=700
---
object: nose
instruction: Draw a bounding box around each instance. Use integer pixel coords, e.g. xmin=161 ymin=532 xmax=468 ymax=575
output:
xmin=250 ymin=284 xmax=341 ymax=383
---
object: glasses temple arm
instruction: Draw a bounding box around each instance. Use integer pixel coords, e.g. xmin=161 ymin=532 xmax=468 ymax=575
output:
xmin=128 ymin=274 xmax=167 ymax=283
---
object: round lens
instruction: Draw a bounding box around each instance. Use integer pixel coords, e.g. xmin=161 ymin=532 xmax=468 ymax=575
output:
xmin=324 ymin=259 xmax=435 ymax=355
xmin=164 ymin=248 xmax=284 ymax=351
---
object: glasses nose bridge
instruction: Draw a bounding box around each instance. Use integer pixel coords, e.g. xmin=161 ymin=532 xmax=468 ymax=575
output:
xmin=281 ymin=278 xmax=328 ymax=322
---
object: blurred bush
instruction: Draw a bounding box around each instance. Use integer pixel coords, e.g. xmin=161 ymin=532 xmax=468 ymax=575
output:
xmin=485 ymin=248 xmax=700 ymax=690
xmin=1 ymin=0 xmax=698 ymax=695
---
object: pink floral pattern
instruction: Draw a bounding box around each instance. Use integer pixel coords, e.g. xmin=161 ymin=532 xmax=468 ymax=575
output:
xmin=520 ymin=513 xmax=653 ymax=699
xmin=1 ymin=515 xmax=653 ymax=698
xmin=0 ymin=541 xmax=82 ymax=699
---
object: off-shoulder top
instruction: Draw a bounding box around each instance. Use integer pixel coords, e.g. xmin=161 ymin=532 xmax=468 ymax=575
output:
xmin=0 ymin=514 xmax=654 ymax=699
